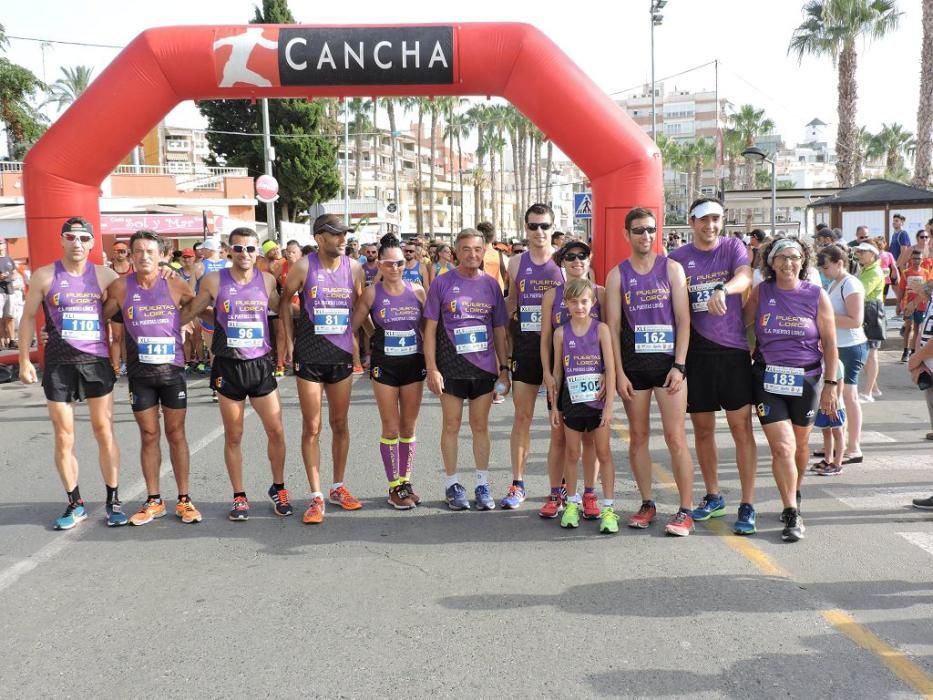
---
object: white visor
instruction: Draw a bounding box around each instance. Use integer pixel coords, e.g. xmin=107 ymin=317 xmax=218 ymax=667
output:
xmin=690 ymin=201 xmax=724 ymax=219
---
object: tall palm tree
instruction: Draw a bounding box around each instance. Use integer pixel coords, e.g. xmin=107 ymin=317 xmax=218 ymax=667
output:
xmin=42 ymin=65 xmax=93 ymax=113
xmin=914 ymin=0 xmax=933 ymax=187
xmin=347 ymin=97 xmax=372 ymax=199
xmin=683 ymin=138 xmax=717 ymax=200
xmin=466 ymin=103 xmax=493 ymax=225
xmin=729 ymin=104 xmax=775 ymax=189
xmin=722 ymin=128 xmax=745 ymax=191
xmin=789 ymin=0 xmax=901 ymax=187
xmin=381 ymin=98 xmax=401 ymax=217
xmin=873 ymin=122 xmax=914 ymax=177
xmin=401 ymin=97 xmax=429 ymax=235
xmin=444 ymin=107 xmax=471 ymax=230
xmin=853 ymin=125 xmax=875 ymax=183
xmin=656 ymin=135 xmax=688 ymax=219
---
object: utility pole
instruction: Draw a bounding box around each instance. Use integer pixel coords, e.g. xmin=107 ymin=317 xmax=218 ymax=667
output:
xmin=650 ymin=1 xmax=667 ymax=141
xmin=260 ymin=99 xmax=277 ymax=244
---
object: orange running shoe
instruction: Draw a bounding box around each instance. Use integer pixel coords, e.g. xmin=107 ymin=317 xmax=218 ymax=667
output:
xmin=329 ymin=485 xmax=363 ymax=510
xmin=175 ymin=499 xmax=202 ymax=524
xmin=129 ymin=499 xmax=167 ymax=526
xmin=582 ymin=492 xmax=600 ymax=520
xmin=303 ymin=495 xmax=326 ymax=524
xmin=538 ymin=493 xmax=565 ymax=519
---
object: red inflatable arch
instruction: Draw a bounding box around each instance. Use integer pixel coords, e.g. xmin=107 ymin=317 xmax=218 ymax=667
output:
xmin=24 ymin=23 xmax=662 ymax=280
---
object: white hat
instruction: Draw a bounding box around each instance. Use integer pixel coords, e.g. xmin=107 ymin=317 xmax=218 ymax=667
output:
xmin=854 ymin=242 xmax=880 ymax=257
xmin=201 ymin=238 xmax=222 ymax=251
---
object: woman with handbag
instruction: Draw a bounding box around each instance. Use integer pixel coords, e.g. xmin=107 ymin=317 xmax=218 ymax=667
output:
xmin=855 ymin=243 xmax=886 ymax=401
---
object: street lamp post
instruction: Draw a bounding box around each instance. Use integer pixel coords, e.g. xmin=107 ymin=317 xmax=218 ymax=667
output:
xmin=742 ymin=146 xmax=776 ymax=236
xmin=650 ymin=0 xmax=667 ymax=141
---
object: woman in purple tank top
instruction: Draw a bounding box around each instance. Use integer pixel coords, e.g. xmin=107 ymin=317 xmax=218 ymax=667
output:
xmin=547 ymin=278 xmax=619 ymax=533
xmin=351 ymin=234 xmax=427 ymax=510
xmin=743 ymin=237 xmax=839 ymax=542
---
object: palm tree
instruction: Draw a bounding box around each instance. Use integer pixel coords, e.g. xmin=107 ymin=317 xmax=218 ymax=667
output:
xmin=382 ymin=98 xmax=401 ymax=216
xmin=444 ymin=108 xmax=471 ymax=230
xmin=729 ymin=104 xmax=775 ymax=189
xmin=873 ymin=122 xmax=914 ymax=177
xmin=466 ymin=103 xmax=493 ymax=225
xmin=684 ymin=138 xmax=717 ymax=200
xmin=400 ymin=97 xmax=429 ymax=235
xmin=853 ymin=125 xmax=875 ymax=183
xmin=914 ymin=0 xmax=933 ymax=187
xmin=42 ymin=65 xmax=93 ymax=113
xmin=657 ymin=135 xmax=688 ymax=220
xmin=722 ymin=129 xmax=745 ymax=191
xmin=789 ymin=0 xmax=901 ymax=187
xmin=347 ymin=97 xmax=372 ymax=199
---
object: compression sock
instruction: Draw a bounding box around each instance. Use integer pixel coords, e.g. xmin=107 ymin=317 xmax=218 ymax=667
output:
xmin=398 ymin=436 xmax=416 ymax=480
xmin=380 ymin=436 xmax=400 ymax=482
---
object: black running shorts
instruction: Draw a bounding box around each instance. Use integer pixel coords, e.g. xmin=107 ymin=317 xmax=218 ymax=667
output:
xmin=562 ymin=408 xmax=603 ymax=433
xmin=371 ymin=357 xmax=426 ymax=387
xmin=685 ymin=349 xmax=753 ymax=413
xmin=626 ymin=362 xmax=674 ymax=392
xmin=295 ymin=361 xmax=353 ymax=385
xmin=443 ymin=373 xmax=496 ymax=400
xmin=751 ymin=363 xmax=821 ymax=428
xmin=42 ymin=359 xmax=115 ymax=403
xmin=211 ymin=355 xmax=277 ymax=401
xmin=510 ymin=352 xmax=544 ymax=386
xmin=129 ymin=368 xmax=188 ymax=412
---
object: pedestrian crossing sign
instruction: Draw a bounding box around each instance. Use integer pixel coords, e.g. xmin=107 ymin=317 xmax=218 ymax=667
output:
xmin=574 ymin=192 xmax=592 ymax=220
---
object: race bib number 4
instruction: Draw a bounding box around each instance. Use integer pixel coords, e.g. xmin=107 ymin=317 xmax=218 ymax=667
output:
xmin=519 ymin=305 xmax=542 ymax=332
xmin=384 ymin=329 xmax=417 ymax=357
xmin=567 ymin=372 xmax=601 ymax=404
xmin=453 ymin=324 xmax=488 ymax=354
xmin=688 ymin=282 xmax=718 ymax=312
xmin=227 ymin=320 xmax=265 ymax=348
xmin=764 ymin=364 xmax=804 ymax=396
xmin=137 ymin=336 xmax=175 ymax=364
xmin=61 ymin=312 xmax=101 ymax=341
xmin=634 ymin=324 xmax=674 ymax=353
xmin=313 ymin=307 xmax=350 ymax=335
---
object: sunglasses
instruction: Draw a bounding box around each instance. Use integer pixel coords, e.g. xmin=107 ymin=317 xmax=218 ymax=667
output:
xmin=403 ymin=249 xmax=416 ymax=254
xmin=380 ymin=259 xmax=405 ymax=269
xmin=563 ymin=252 xmax=589 ymax=262
xmin=62 ymin=232 xmax=93 ymax=244
xmin=629 ymin=226 xmax=657 ymax=236
xmin=775 ymin=255 xmax=803 ymax=263
xmin=919 ymin=235 xmax=930 ymax=239
xmin=231 ymin=244 xmax=257 ymax=254
xmin=526 ymin=222 xmax=552 ymax=231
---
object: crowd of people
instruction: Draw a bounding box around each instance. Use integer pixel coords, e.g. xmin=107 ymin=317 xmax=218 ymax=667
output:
xmin=13 ymin=199 xmax=933 ymax=539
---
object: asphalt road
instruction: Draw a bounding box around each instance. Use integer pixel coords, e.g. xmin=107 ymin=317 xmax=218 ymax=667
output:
xmin=0 ymin=350 xmax=931 ymax=699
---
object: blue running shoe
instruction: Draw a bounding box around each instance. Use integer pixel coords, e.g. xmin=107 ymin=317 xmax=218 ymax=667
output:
xmin=54 ymin=501 xmax=87 ymax=531
xmin=106 ymin=501 xmax=129 ymax=527
xmin=445 ymin=483 xmax=470 ymax=511
xmin=691 ymin=493 xmax=726 ymax=521
xmin=267 ymin=484 xmax=294 ymax=517
xmin=499 ymin=484 xmax=525 ymax=510
xmin=733 ymin=502 xmax=756 ymax=535
xmin=474 ymin=484 xmax=495 ymax=511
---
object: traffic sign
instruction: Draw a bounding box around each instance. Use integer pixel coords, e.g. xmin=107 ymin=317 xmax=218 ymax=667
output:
xmin=574 ymin=192 xmax=593 ymax=220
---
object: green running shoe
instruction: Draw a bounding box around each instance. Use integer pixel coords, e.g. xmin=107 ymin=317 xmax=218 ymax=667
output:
xmin=560 ymin=500 xmax=580 ymax=528
xmin=599 ymin=507 xmax=620 ymax=534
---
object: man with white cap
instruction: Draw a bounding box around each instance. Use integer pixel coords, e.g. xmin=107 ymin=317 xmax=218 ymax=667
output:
xmin=669 ymin=197 xmax=759 ymax=535
xmin=855 ymin=241 xmax=886 ymax=402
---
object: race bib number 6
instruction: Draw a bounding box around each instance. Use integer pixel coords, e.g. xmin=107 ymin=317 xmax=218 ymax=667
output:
xmin=453 ymin=324 xmax=489 ymax=354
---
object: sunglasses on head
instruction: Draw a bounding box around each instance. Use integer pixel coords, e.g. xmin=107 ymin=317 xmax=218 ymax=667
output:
xmin=62 ymin=232 xmax=93 ymax=243
xmin=563 ymin=252 xmax=589 ymax=262
xmin=527 ymin=222 xmax=552 ymax=231
xmin=380 ymin=259 xmax=405 ymax=268
xmin=629 ymin=226 xmax=657 ymax=236
xmin=231 ymin=244 xmax=257 ymax=254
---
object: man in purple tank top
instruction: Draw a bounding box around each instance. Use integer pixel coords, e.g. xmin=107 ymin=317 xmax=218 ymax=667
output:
xmin=605 ymin=208 xmax=696 ymax=536
xmin=104 ymin=230 xmax=202 ymax=527
xmin=280 ymin=214 xmax=366 ymax=523
xmin=18 ymin=217 xmax=127 ymax=530
xmin=669 ymin=198 xmax=759 ymax=535
xmin=186 ymin=227 xmax=288 ymax=522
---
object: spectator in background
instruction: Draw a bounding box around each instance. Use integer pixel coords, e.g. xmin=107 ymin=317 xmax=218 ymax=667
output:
xmin=898 ymin=249 xmax=933 ymax=363
xmin=875 ymin=237 xmax=899 ymax=300
xmin=848 ymin=225 xmax=870 ymax=248
xmin=510 ymin=240 xmax=527 ymax=256
xmin=476 ymin=222 xmax=508 ymax=296
xmin=0 ymin=238 xmax=15 ymax=349
xmin=889 ymin=214 xmax=911 ymax=267
xmin=855 ymin=242 xmax=885 ymax=402
xmin=906 ymin=280 xmax=933 ymax=451
xmin=747 ymin=229 xmax=767 ymax=268
xmin=551 ymin=230 xmax=566 ymax=249
xmin=913 ymin=226 xmax=933 ymax=266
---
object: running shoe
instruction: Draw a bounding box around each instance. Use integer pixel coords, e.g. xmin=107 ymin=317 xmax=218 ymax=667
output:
xmin=733 ymin=503 xmax=757 ymax=535
xmin=599 ymin=507 xmax=620 ymax=534
xmin=665 ymin=510 xmax=694 ymax=537
xmin=474 ymin=484 xmax=495 ymax=511
xmin=106 ymin=500 xmax=129 ymax=527
xmin=54 ymin=501 xmax=87 ymax=530
xmin=399 ymin=479 xmax=421 ymax=506
xmin=691 ymin=493 xmax=726 ymax=521
xmin=119 ymin=363 xmax=127 ymax=377
xmin=388 ymin=485 xmax=416 ymax=510
xmin=561 ymin=501 xmax=581 ymax=528
xmin=582 ymin=492 xmax=601 ymax=520
xmin=628 ymin=501 xmax=657 ymax=528
xmin=815 ymin=462 xmax=843 ymax=476
xmin=211 ymin=390 xmax=218 ymax=403
xmin=228 ymin=495 xmax=250 ymax=521
xmin=871 ymin=388 xmax=883 ymax=399
xmin=352 ymin=364 xmax=365 ymax=376
xmin=329 ymin=485 xmax=363 ymax=510
xmin=538 ymin=493 xmax=565 ymax=519
xmin=809 ymin=459 xmax=829 ymax=472
xmin=273 ymin=366 xmax=285 ymax=378
xmin=858 ymin=393 xmax=874 ymax=403
xmin=196 ymin=362 xmax=208 ymax=373
xmin=268 ymin=485 xmax=294 ymax=516
xmin=492 ymin=393 xmax=505 ymax=405
xmin=175 ymin=500 xmax=202 ymax=524
xmin=303 ymin=496 xmax=325 ymax=524
xmin=445 ymin=483 xmax=470 ymax=511
xmin=900 ymin=348 xmax=911 ymax=363
xmin=499 ymin=484 xmax=526 ymax=510
xmin=912 ymin=495 xmax=933 ymax=510
xmin=781 ymin=508 xmax=805 ymax=542
xmin=129 ymin=499 xmax=166 ymax=526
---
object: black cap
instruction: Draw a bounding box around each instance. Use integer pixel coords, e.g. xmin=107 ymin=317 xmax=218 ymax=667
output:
xmin=312 ymin=214 xmax=352 ymax=236
xmin=61 ymin=217 xmax=93 ymax=236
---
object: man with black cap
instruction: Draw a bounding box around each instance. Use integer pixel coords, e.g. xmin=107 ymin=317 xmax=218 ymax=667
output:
xmin=280 ymin=213 xmax=366 ymax=523
xmin=18 ymin=217 xmax=128 ymax=529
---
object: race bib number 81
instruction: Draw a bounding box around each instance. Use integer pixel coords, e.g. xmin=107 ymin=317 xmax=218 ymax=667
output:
xmin=314 ymin=307 xmax=350 ymax=335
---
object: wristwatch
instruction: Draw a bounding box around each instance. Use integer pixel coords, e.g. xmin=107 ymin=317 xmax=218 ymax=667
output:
xmin=499 ymin=364 xmax=510 ymax=372
xmin=824 ymin=379 xmax=838 ymax=386
xmin=713 ymin=282 xmax=727 ymax=293
xmin=672 ymin=362 xmax=686 ymax=375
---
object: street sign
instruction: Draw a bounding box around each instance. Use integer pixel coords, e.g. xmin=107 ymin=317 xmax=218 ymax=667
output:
xmin=574 ymin=192 xmax=593 ymax=220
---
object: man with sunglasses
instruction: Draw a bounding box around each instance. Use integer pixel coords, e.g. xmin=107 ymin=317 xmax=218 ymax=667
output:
xmin=18 ymin=217 xmax=128 ymax=529
xmin=280 ymin=214 xmax=366 ymax=523
xmin=185 ymin=228 xmax=289 ymax=521
xmin=669 ymin=198 xmax=759 ymax=535
xmin=102 ymin=230 xmax=202 ymax=526
xmin=108 ymin=241 xmax=133 ymax=376
xmin=501 ymin=203 xmax=564 ymax=510
xmin=401 ymin=240 xmax=429 ymax=287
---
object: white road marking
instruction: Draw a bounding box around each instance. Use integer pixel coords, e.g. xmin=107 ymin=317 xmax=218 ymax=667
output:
xmin=898 ymin=532 xmax=933 ymax=558
xmin=834 ymin=489 xmax=932 ymax=511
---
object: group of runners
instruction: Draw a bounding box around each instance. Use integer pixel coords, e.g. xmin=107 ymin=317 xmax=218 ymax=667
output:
xmin=20 ymin=198 xmax=859 ymax=543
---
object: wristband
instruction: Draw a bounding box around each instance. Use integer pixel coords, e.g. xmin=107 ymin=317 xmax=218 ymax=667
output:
xmin=823 ymin=379 xmax=838 ymax=386
xmin=671 ymin=362 xmax=686 ymax=375
xmin=499 ymin=365 xmax=510 ymax=372
xmin=713 ymin=282 xmax=726 ymax=293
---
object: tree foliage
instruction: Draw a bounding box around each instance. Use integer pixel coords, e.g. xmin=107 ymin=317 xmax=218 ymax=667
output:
xmin=42 ymin=65 xmax=93 ymax=114
xmin=0 ymin=23 xmax=47 ymax=159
